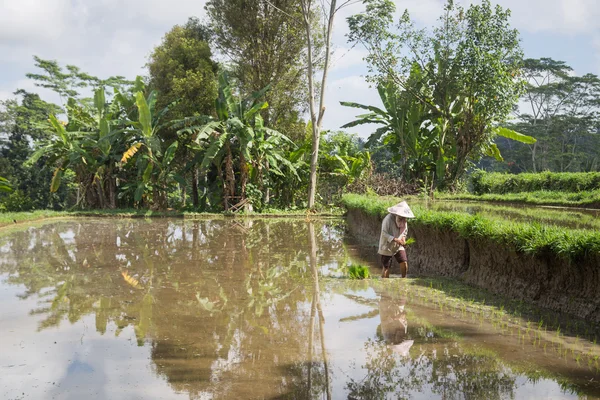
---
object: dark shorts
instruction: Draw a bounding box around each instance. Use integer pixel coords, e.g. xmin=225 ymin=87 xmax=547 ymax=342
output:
xmin=381 ymin=250 xmax=407 ymax=269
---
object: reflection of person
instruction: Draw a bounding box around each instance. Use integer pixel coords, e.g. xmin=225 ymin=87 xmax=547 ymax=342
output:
xmin=379 ymin=295 xmax=414 ymax=357
xmin=378 ymin=201 xmax=415 ymax=278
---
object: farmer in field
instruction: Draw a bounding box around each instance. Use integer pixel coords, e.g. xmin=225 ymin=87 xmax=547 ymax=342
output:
xmin=378 ymin=201 xmax=414 ymax=278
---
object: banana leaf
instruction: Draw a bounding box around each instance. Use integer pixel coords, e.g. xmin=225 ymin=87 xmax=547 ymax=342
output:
xmin=135 ymin=92 xmax=152 ymax=137
xmin=494 ymin=127 xmax=536 ymax=144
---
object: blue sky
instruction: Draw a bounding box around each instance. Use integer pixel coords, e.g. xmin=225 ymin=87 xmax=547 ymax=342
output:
xmin=1 ymin=0 xmax=599 ymax=138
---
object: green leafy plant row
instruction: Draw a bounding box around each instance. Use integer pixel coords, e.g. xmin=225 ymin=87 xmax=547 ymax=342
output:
xmin=435 ymin=190 xmax=600 ymax=209
xmin=471 ymin=171 xmax=600 ymax=195
xmin=428 ymin=201 xmax=600 ymax=231
xmin=342 ymin=194 xmax=600 ymax=262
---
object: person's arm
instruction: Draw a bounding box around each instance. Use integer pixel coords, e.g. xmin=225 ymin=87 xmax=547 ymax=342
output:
xmin=398 ymin=225 xmax=408 ymax=245
xmin=381 ymin=216 xmax=396 ymax=243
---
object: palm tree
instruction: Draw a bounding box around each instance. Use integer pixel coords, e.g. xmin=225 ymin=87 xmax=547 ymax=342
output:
xmin=177 ymin=72 xmax=296 ymax=210
xmin=30 ymin=88 xmax=130 ymax=208
xmin=342 ymin=78 xmax=536 ymax=189
xmin=121 ymin=91 xmax=182 ymax=209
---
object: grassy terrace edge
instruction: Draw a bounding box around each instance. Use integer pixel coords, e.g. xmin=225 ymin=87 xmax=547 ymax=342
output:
xmin=341 ymin=193 xmax=600 ymax=262
xmin=0 ymin=208 xmax=344 ymax=229
xmin=434 ymin=190 xmax=600 ymax=209
xmin=471 ymin=171 xmax=600 ymax=194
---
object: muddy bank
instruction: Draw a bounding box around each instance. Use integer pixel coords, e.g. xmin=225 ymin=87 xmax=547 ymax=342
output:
xmin=346 ymin=208 xmax=600 ymax=322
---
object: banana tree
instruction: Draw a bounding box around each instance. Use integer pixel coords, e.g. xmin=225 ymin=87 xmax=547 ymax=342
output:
xmin=28 ymin=114 xmax=91 ymax=204
xmin=121 ymin=91 xmax=182 ymax=209
xmin=29 ymin=87 xmax=132 ymax=208
xmin=248 ymin=115 xmax=299 ymax=200
xmin=332 ymin=151 xmax=372 ymax=184
xmin=341 ymin=80 xmax=436 ymax=184
xmin=176 ymin=72 xmax=293 ymax=210
xmin=0 ymin=177 xmax=12 ymax=193
xmin=342 ymin=76 xmax=537 ymax=189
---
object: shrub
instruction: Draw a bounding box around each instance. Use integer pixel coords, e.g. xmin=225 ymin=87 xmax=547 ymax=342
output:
xmin=0 ymin=190 xmax=35 ymax=212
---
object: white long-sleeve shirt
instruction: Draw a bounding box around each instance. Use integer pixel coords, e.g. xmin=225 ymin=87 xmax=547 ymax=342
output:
xmin=378 ymin=213 xmax=408 ymax=256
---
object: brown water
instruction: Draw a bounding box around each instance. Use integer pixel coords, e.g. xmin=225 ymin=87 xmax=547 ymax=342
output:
xmin=1 ymin=218 xmax=599 ymax=399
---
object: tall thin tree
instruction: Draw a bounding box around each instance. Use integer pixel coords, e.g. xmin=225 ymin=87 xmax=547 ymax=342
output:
xmin=300 ymin=0 xmax=358 ymax=209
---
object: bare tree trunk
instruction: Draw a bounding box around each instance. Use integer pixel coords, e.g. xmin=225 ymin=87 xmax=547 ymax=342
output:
xmin=219 ymin=166 xmax=228 ymax=211
xmin=104 ymin=170 xmax=117 ymax=209
xmin=264 ymin=160 xmax=270 ymax=205
xmin=225 ymin=143 xmax=235 ymax=198
xmin=531 ymin=142 xmax=537 ymax=172
xmin=302 ymin=0 xmax=337 ymax=210
xmin=308 ymin=221 xmax=331 ymax=400
xmin=240 ymin=153 xmax=248 ymax=200
xmin=96 ymin=178 xmax=105 ymax=209
xmin=192 ymin=167 xmax=199 ymax=208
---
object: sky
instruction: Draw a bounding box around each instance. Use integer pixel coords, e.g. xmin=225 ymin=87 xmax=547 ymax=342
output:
xmin=1 ymin=0 xmax=599 ymax=138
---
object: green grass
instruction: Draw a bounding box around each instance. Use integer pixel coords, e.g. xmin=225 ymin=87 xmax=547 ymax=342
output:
xmin=471 ymin=171 xmax=600 ymax=194
xmin=0 ymin=210 xmax=73 ymax=227
xmin=428 ymin=201 xmax=600 ymax=231
xmin=1 ymin=208 xmax=344 ymax=229
xmin=435 ymin=190 xmax=600 ymax=209
xmin=347 ymin=264 xmax=371 ymax=279
xmin=342 ymin=193 xmax=600 ymax=262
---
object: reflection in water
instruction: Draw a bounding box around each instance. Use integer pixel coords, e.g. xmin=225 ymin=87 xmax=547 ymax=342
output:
xmin=346 ymin=290 xmax=518 ymax=400
xmin=308 ymin=221 xmax=331 ymax=400
xmin=0 ymin=219 xmax=599 ymax=399
xmin=379 ymin=295 xmax=413 ymax=357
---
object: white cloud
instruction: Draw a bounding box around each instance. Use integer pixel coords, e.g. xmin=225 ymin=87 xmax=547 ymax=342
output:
xmin=0 ymin=0 xmax=70 ymax=44
xmin=1 ymin=78 xmax=63 ymax=104
xmin=329 ymin=46 xmax=368 ymax=72
xmin=393 ymin=0 xmax=445 ymax=26
xmin=1 ymin=0 xmax=600 ymax=122
xmin=593 ymin=35 xmax=600 ymax=73
xmin=0 ymin=90 xmax=13 ymax=102
xmin=454 ymin=0 xmax=600 ymax=35
xmin=0 ymin=0 xmax=210 ymax=94
xmin=335 ymin=0 xmax=600 ymax=37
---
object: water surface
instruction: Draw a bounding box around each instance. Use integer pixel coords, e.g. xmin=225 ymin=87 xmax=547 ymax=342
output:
xmin=1 ymin=218 xmax=599 ymax=399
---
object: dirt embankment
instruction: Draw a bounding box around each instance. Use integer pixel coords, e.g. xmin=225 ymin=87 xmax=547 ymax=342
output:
xmin=346 ymin=208 xmax=600 ymax=322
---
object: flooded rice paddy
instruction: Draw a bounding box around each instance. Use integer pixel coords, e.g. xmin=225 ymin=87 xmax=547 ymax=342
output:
xmin=1 ymin=218 xmax=600 ymax=399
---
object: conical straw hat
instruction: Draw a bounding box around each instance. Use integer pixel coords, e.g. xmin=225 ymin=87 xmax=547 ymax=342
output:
xmin=387 ymin=201 xmax=415 ymax=218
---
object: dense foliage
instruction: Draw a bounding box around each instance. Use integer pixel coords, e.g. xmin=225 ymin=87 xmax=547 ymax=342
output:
xmin=345 ymin=0 xmax=534 ymax=190
xmin=1 ymin=0 xmax=594 ymax=213
xmin=484 ymin=59 xmax=600 ymax=173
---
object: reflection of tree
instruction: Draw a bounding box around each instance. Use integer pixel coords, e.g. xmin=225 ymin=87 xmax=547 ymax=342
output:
xmin=347 ymin=338 xmax=516 ymax=400
xmin=346 ymin=290 xmax=517 ymax=400
xmin=307 ymin=221 xmax=331 ymax=400
xmin=0 ymin=218 xmax=345 ymax=399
